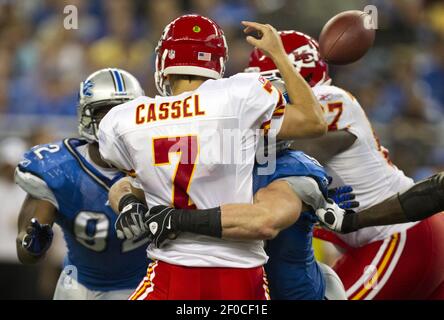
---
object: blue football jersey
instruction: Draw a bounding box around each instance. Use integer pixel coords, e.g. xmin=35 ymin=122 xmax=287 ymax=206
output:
xmin=253 ymin=149 xmax=329 ymax=300
xmin=16 ymin=138 xmax=149 ymax=291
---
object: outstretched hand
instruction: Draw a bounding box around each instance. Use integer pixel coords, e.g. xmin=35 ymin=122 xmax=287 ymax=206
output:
xmin=242 ymin=21 xmax=286 ymax=59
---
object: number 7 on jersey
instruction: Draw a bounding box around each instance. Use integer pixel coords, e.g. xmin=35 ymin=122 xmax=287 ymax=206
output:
xmin=152 ymin=135 xmax=198 ymax=209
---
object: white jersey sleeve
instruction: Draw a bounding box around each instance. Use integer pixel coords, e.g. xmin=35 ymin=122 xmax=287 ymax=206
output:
xmin=313 ymin=85 xmax=361 ymax=137
xmin=98 ymin=101 xmax=139 ymax=173
xmin=228 ymin=73 xmax=286 ymax=134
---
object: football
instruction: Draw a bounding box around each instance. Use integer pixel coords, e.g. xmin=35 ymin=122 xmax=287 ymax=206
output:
xmin=319 ymin=10 xmax=375 ymax=65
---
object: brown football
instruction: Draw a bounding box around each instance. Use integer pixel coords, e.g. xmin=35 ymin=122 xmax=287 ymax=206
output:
xmin=319 ymin=10 xmax=375 ymax=65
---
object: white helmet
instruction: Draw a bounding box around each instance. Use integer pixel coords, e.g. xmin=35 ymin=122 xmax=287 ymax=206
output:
xmin=78 ymin=68 xmax=144 ymax=142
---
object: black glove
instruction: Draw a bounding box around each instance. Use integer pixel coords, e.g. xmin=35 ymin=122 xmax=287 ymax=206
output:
xmin=115 ymin=195 xmax=149 ymax=240
xmin=143 ymin=205 xmax=179 ymax=248
xmin=21 ymin=218 xmax=54 ymax=256
xmin=115 ymin=195 xmax=220 ymax=248
xmin=115 ymin=196 xmax=178 ymax=247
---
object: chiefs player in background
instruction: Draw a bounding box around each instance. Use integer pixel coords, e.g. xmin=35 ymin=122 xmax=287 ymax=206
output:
xmin=246 ymin=30 xmax=444 ymax=300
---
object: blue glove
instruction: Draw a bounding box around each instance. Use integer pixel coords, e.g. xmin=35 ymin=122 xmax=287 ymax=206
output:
xmin=328 ymin=185 xmax=360 ymax=210
xmin=21 ymin=218 xmax=54 ymax=256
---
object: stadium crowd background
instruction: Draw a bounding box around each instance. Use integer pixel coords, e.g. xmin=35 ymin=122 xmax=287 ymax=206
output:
xmin=0 ymin=0 xmax=443 ymax=299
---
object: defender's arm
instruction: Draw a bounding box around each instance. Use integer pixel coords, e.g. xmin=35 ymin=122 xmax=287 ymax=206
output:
xmin=317 ymin=172 xmax=444 ymax=233
xmin=16 ymin=195 xmax=57 ymax=264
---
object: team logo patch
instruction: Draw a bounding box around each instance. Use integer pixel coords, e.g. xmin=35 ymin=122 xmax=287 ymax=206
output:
xmin=82 ymin=80 xmax=94 ymax=97
xmin=318 ymin=93 xmax=333 ymax=101
xmin=168 ymin=50 xmax=176 ymax=60
xmin=149 ymin=222 xmax=158 ymax=235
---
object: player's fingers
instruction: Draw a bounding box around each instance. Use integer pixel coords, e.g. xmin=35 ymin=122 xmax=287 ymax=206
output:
xmin=241 ymin=21 xmax=267 ymax=33
xmin=122 ymin=226 xmax=134 ymax=240
xmin=130 ymin=224 xmax=141 ymax=237
xmin=339 ymin=193 xmax=355 ymax=202
xmin=242 ymin=25 xmax=257 ymax=34
xmin=116 ymin=229 xmax=125 ymax=240
xmin=346 ymin=201 xmax=360 ymax=209
xmin=245 ymin=35 xmax=260 ymax=47
xmin=129 ymin=214 xmax=143 ymax=236
xmin=123 ymin=215 xmax=137 ymax=239
xmin=338 ymin=185 xmax=353 ymax=193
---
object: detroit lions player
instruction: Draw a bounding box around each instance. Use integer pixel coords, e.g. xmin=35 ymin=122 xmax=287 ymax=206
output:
xmin=15 ymin=68 xmax=148 ymax=300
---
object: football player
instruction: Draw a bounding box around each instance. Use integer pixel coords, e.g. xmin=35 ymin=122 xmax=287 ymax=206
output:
xmin=15 ymin=68 xmax=149 ymax=300
xmin=97 ymin=16 xmax=328 ymax=300
xmin=247 ymin=30 xmax=444 ymax=300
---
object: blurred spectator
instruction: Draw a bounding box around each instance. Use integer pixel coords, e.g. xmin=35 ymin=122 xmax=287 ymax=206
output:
xmin=0 ymin=137 xmax=28 ymax=264
xmin=0 ymin=137 xmax=36 ymax=299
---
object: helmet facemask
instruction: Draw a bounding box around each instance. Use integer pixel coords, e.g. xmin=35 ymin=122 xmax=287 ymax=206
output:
xmin=78 ymin=100 xmax=128 ymax=143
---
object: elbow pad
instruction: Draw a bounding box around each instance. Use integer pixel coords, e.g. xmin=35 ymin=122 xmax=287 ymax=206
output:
xmin=278 ymin=176 xmax=327 ymax=210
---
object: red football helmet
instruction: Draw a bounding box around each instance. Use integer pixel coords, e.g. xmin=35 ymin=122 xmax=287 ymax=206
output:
xmin=155 ymin=14 xmax=228 ymax=96
xmin=246 ymin=30 xmax=330 ymax=87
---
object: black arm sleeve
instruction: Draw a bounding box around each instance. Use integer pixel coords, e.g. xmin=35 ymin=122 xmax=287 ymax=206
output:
xmin=172 ymin=207 xmax=222 ymax=238
xmin=398 ymin=172 xmax=444 ymax=222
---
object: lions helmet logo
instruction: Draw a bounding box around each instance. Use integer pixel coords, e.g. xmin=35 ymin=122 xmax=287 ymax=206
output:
xmin=82 ymin=80 xmax=94 ymax=98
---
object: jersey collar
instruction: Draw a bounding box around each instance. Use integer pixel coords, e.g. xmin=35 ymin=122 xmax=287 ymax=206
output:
xmin=64 ymin=138 xmax=124 ymax=190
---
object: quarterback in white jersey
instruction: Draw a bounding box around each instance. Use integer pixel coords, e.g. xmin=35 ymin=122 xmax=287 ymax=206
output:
xmin=248 ymin=29 xmax=444 ymax=300
xmin=100 ymin=72 xmax=285 ymax=268
xmin=99 ymin=16 xmax=327 ymax=300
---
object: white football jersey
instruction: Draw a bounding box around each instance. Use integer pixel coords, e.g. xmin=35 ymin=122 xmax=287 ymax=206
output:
xmin=99 ymin=73 xmax=286 ymax=267
xmin=312 ymin=85 xmax=417 ymax=247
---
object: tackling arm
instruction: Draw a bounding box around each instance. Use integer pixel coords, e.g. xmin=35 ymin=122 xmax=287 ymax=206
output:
xmin=16 ymin=195 xmax=57 ymax=264
xmin=220 ymin=180 xmax=303 ymax=240
xmin=110 ymin=178 xmax=306 ymax=246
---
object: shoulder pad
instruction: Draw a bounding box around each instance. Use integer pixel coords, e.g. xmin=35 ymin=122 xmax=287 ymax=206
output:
xmin=17 ymin=139 xmax=86 ymax=187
